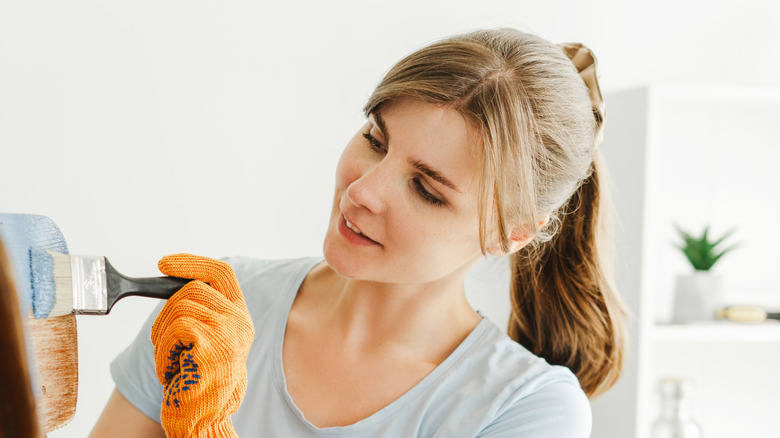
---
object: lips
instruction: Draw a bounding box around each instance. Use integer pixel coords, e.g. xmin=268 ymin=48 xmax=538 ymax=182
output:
xmin=338 ymin=213 xmax=381 ymax=246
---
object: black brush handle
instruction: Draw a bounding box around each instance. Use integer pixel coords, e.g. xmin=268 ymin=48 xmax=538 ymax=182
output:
xmin=104 ymin=258 xmax=191 ymax=314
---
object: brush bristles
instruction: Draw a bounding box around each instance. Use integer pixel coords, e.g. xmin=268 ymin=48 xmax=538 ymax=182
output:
xmin=48 ymin=252 xmax=74 ymax=317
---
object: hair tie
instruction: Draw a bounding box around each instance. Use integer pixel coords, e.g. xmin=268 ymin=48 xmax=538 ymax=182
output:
xmin=558 ymin=42 xmax=605 ymax=135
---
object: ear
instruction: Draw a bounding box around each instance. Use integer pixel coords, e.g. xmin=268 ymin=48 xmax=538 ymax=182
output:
xmin=505 ymin=227 xmax=533 ymax=254
xmin=492 ymin=216 xmax=550 ymax=256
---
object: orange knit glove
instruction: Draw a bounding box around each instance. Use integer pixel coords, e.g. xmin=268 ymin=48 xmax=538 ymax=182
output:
xmin=150 ymin=254 xmax=254 ymax=438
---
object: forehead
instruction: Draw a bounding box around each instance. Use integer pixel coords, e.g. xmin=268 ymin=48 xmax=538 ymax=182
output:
xmin=373 ymin=100 xmax=481 ymax=193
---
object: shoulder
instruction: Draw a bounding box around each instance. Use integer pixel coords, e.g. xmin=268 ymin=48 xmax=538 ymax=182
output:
xmin=478 ymin=378 xmax=591 ymax=437
xmin=464 ymin=322 xmax=592 ymax=437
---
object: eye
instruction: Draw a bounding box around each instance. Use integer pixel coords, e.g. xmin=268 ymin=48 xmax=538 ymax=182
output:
xmin=413 ymin=178 xmax=445 ymax=207
xmin=363 ymin=132 xmax=386 ymax=154
xmin=363 ymin=131 xmax=445 ymax=207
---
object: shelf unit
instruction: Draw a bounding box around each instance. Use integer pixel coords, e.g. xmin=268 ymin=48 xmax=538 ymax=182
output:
xmin=590 ymin=84 xmax=780 ymax=438
xmin=653 ymin=322 xmax=780 ymax=343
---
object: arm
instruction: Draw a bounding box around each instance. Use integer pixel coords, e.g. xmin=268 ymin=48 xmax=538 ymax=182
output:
xmin=90 ymin=388 xmax=166 ymax=438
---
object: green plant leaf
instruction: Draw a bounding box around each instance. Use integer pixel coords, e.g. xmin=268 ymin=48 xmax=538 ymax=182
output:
xmin=712 ymin=227 xmax=737 ymax=248
xmin=711 ymin=243 xmax=740 ymax=266
xmin=672 ymin=224 xmax=739 ymax=271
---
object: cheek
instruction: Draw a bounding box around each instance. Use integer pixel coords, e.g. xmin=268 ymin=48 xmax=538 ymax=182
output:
xmin=392 ymin=207 xmax=481 ymax=257
xmin=433 ymin=208 xmax=483 ymax=254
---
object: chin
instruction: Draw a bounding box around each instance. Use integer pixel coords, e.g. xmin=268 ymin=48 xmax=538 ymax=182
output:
xmin=322 ymin=247 xmax=367 ymax=279
xmin=322 ymin=232 xmax=359 ymax=279
xmin=322 ymin=212 xmax=382 ymax=280
xmin=323 ymin=238 xmax=395 ymax=283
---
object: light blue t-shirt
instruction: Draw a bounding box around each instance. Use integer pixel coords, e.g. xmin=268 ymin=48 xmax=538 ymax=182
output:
xmin=111 ymin=257 xmax=591 ymax=437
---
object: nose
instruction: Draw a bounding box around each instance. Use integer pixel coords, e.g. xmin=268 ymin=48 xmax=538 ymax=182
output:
xmin=346 ymin=163 xmax=389 ymax=215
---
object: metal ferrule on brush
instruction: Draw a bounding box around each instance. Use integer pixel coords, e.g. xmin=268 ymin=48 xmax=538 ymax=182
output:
xmin=70 ymin=255 xmax=108 ymax=314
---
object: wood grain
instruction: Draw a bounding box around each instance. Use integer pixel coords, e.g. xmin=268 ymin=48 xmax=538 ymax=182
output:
xmin=30 ymin=314 xmax=78 ymax=433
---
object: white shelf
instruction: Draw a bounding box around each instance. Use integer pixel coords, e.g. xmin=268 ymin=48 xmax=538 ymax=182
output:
xmin=652 ymin=321 xmax=780 ymax=343
xmin=591 ymin=84 xmax=780 ymax=438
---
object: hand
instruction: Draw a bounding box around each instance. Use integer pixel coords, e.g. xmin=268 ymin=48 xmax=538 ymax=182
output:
xmin=150 ymin=254 xmax=254 ymax=438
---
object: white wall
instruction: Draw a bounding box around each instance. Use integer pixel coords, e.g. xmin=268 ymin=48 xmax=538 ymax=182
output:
xmin=1 ymin=1 xmax=778 ymax=436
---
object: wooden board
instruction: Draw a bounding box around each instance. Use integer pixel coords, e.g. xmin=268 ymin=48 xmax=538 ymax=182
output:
xmin=0 ymin=213 xmax=78 ymax=433
xmin=30 ymin=314 xmax=78 ymax=433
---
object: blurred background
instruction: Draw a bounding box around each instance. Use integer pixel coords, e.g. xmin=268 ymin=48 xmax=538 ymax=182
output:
xmin=2 ymin=0 xmax=779 ymax=437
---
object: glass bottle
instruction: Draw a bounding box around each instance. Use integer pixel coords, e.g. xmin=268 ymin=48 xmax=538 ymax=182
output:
xmin=651 ymin=378 xmax=703 ymax=438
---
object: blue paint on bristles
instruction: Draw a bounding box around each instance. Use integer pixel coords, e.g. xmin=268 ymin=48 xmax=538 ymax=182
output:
xmin=29 ymin=248 xmax=56 ymax=318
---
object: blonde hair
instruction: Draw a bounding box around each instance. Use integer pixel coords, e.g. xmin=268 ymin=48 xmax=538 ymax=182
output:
xmin=364 ymin=28 xmax=627 ymax=397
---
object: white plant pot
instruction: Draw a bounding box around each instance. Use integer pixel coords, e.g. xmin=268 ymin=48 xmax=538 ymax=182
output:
xmin=672 ymin=272 xmax=724 ymax=323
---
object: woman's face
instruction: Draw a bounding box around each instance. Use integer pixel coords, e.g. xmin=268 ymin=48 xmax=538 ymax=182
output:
xmin=323 ymin=99 xmax=487 ymax=284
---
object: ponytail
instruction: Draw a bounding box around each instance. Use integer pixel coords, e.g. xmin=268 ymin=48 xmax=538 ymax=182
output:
xmin=508 ymin=154 xmax=627 ymax=398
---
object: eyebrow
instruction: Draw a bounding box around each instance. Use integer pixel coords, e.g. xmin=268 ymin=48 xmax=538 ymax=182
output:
xmin=409 ymin=159 xmax=463 ymax=193
xmin=373 ymin=112 xmax=463 ymax=194
xmin=373 ymin=112 xmax=390 ymax=144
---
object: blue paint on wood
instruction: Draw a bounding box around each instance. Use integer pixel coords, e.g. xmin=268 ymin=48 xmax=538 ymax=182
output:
xmin=0 ymin=213 xmax=69 ymax=406
xmin=0 ymin=213 xmax=69 ymax=316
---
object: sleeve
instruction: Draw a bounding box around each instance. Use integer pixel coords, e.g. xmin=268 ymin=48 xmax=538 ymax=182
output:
xmin=476 ymin=379 xmax=592 ymax=438
xmin=109 ymin=300 xmax=166 ymax=423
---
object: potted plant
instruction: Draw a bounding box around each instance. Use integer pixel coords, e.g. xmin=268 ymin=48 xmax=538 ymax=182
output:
xmin=672 ymin=225 xmax=738 ymax=323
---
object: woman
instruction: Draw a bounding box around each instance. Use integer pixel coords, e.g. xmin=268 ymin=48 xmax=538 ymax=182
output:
xmin=92 ymin=28 xmax=627 ymax=437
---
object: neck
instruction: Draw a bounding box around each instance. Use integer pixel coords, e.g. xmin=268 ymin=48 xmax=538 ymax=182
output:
xmin=299 ymin=261 xmax=482 ymax=362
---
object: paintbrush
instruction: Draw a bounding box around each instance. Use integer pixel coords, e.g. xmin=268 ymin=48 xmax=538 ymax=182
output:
xmin=30 ymin=249 xmax=190 ymax=318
